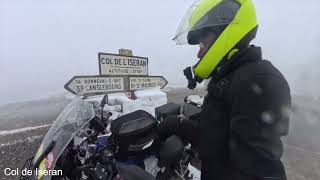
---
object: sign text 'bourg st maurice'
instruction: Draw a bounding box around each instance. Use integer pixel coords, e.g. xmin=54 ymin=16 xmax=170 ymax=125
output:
xmin=129 ymin=76 xmax=167 ymax=91
xmin=98 ymin=53 xmax=148 ymax=76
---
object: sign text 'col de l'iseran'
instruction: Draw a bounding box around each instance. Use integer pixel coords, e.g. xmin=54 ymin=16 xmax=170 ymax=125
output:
xmin=99 ymin=53 xmax=148 ymax=76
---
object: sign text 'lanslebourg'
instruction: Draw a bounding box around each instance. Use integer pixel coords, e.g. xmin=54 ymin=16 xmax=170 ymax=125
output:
xmin=64 ymin=76 xmax=125 ymax=95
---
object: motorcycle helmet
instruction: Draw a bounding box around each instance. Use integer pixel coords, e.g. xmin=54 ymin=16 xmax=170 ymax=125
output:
xmin=173 ymin=0 xmax=258 ymax=80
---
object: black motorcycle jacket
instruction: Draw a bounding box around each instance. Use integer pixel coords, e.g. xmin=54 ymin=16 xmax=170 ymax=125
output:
xmin=159 ymin=46 xmax=291 ymax=180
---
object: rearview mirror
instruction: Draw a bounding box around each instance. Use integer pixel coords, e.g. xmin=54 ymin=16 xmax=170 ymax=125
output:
xmin=101 ymin=93 xmax=108 ymax=109
xmin=184 ymin=95 xmax=204 ymax=107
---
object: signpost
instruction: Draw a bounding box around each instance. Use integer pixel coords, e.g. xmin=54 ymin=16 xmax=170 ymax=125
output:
xmin=98 ymin=53 xmax=148 ymax=76
xmin=64 ymin=76 xmax=125 ymax=95
xmin=65 ymin=49 xmax=167 ymax=98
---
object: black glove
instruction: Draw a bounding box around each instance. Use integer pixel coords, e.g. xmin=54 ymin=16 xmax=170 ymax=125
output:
xmin=157 ymin=115 xmax=200 ymax=146
xmin=157 ymin=115 xmax=181 ymax=141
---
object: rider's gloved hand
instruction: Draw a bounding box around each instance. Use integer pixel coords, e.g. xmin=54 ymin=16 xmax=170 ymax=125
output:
xmin=157 ymin=115 xmax=181 ymax=141
xmin=157 ymin=115 xmax=200 ymax=146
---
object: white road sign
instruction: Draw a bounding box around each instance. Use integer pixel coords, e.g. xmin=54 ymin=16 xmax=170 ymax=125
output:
xmin=129 ymin=76 xmax=168 ymax=90
xmin=99 ymin=53 xmax=148 ymax=76
xmin=64 ymin=76 xmax=125 ymax=95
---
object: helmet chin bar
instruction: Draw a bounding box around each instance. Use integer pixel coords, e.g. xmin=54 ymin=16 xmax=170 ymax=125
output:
xmin=183 ymin=66 xmax=203 ymax=90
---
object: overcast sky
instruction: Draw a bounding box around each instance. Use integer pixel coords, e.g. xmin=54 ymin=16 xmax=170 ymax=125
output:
xmin=1 ymin=0 xmax=320 ymax=105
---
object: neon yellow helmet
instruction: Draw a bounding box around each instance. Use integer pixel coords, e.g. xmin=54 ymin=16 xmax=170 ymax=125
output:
xmin=173 ymin=0 xmax=258 ymax=79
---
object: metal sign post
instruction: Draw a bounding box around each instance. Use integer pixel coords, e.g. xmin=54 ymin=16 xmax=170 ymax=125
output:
xmin=65 ymin=49 xmax=168 ymax=98
xmin=119 ymin=48 xmax=133 ymax=56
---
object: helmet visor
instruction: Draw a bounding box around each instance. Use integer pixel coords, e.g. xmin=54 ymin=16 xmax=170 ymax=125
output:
xmin=172 ymin=0 xmax=240 ymax=45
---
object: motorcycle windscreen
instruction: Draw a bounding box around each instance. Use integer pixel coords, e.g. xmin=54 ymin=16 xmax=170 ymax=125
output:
xmin=33 ymin=97 xmax=95 ymax=180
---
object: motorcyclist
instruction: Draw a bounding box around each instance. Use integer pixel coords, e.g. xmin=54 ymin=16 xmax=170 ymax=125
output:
xmin=158 ymin=0 xmax=291 ymax=179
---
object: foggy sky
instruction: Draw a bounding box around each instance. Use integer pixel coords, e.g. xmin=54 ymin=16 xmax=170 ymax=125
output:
xmin=1 ymin=0 xmax=320 ymax=105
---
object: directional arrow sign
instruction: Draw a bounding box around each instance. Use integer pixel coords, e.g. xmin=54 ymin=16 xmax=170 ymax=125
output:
xmin=99 ymin=53 xmax=148 ymax=76
xmin=64 ymin=76 xmax=125 ymax=95
xmin=129 ymin=76 xmax=168 ymax=91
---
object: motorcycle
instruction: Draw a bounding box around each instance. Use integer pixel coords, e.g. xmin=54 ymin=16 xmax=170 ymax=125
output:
xmin=21 ymin=92 xmax=202 ymax=180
